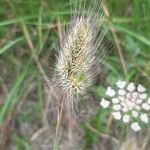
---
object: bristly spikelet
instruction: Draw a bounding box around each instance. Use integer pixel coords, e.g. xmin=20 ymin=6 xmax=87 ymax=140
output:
xmin=56 ymin=0 xmax=110 ymax=114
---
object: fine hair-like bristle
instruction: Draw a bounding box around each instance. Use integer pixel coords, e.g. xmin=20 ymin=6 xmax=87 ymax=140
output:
xmin=56 ymin=0 xmax=111 ymax=114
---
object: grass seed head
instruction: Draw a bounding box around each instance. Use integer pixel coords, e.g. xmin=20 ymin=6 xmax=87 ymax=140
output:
xmin=56 ymin=0 xmax=109 ymax=114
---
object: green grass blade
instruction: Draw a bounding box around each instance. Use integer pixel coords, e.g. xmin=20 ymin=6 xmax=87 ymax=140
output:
xmin=0 ymin=16 xmax=38 ymax=27
xmin=113 ymin=25 xmax=150 ymax=47
xmin=0 ymin=37 xmax=24 ymax=55
xmin=0 ymin=59 xmax=32 ymax=123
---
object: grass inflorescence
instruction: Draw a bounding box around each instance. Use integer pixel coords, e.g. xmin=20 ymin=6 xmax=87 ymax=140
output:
xmin=56 ymin=0 xmax=110 ymax=114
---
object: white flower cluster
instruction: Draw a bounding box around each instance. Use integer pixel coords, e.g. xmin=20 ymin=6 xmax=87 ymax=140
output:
xmin=100 ymin=80 xmax=150 ymax=132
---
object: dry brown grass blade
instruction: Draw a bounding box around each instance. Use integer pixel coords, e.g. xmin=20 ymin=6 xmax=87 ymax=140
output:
xmin=21 ymin=22 xmax=55 ymax=87
xmin=119 ymin=138 xmax=139 ymax=150
xmin=53 ymin=101 xmax=64 ymax=150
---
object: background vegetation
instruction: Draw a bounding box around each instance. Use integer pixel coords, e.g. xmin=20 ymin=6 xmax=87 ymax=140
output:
xmin=0 ymin=0 xmax=150 ymax=149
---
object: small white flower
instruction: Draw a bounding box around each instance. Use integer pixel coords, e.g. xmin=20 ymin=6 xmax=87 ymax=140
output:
xmin=112 ymin=98 xmax=119 ymax=104
xmin=135 ymin=105 xmax=141 ymax=110
xmin=140 ymin=114 xmax=149 ymax=123
xmin=123 ymin=114 xmax=130 ymax=123
xmin=119 ymin=96 xmax=125 ymax=101
xmin=116 ymin=80 xmax=126 ymax=89
xmin=131 ymin=122 xmax=141 ymax=132
xmin=118 ymin=89 xmax=126 ymax=96
xmin=132 ymin=92 xmax=138 ymax=99
xmin=113 ymin=104 xmax=121 ymax=111
xmin=106 ymin=87 xmax=116 ymax=97
xmin=122 ymin=107 xmax=128 ymax=112
xmin=136 ymin=98 xmax=142 ymax=104
xmin=148 ymin=98 xmax=150 ymax=104
xmin=137 ymin=84 xmax=146 ymax=92
xmin=100 ymin=98 xmax=110 ymax=108
xmin=139 ymin=93 xmax=147 ymax=99
xmin=126 ymin=101 xmax=135 ymax=110
xmin=126 ymin=92 xmax=132 ymax=99
xmin=132 ymin=111 xmax=138 ymax=118
xmin=142 ymin=103 xmax=150 ymax=110
xmin=127 ymin=82 xmax=135 ymax=92
xmin=112 ymin=111 xmax=122 ymax=120
xmin=121 ymin=101 xmax=126 ymax=107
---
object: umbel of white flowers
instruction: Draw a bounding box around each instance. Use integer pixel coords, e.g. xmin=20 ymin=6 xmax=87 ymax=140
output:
xmin=100 ymin=80 xmax=150 ymax=132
